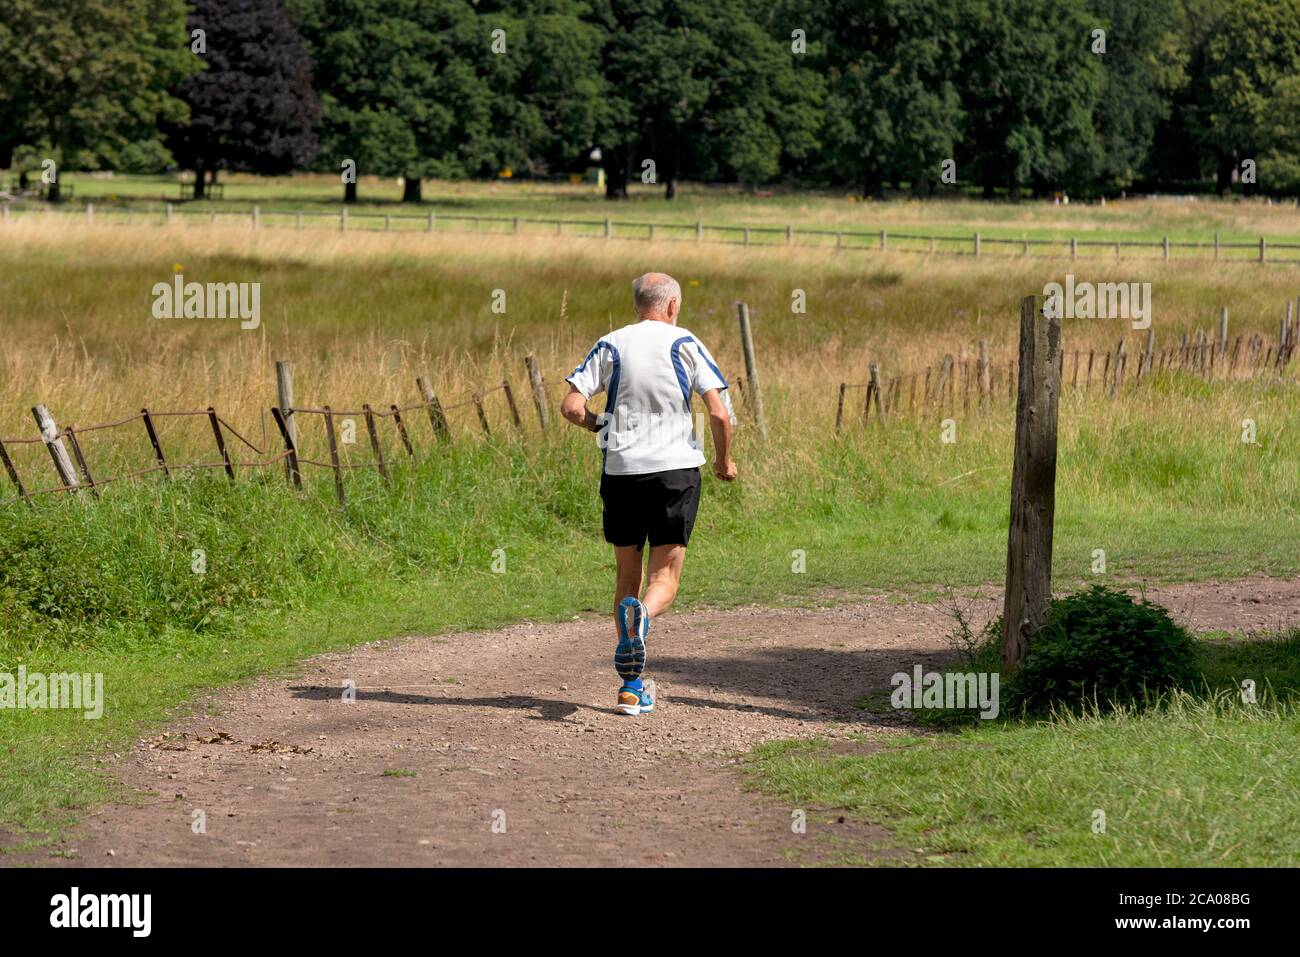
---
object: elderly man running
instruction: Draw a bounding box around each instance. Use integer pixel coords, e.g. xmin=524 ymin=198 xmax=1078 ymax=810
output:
xmin=561 ymin=272 xmax=737 ymax=715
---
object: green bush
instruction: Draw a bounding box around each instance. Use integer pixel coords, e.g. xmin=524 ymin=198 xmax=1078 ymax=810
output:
xmin=1003 ymin=585 xmax=1198 ymax=716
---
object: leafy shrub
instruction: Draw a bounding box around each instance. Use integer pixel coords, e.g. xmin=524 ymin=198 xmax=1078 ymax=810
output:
xmin=1003 ymin=586 xmax=1198 ymax=716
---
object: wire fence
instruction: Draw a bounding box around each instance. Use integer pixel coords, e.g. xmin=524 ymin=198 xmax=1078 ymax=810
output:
xmin=2 ymin=296 xmax=1296 ymax=508
xmin=7 ymin=200 xmax=1300 ymax=265
xmin=0 ymin=369 xmax=535 ymax=509
xmin=836 ymin=312 xmax=1298 ymax=429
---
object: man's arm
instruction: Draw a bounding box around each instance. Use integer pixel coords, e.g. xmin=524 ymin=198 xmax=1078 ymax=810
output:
xmin=561 ymin=385 xmax=601 ymax=432
xmin=702 ymin=388 xmax=737 ymax=481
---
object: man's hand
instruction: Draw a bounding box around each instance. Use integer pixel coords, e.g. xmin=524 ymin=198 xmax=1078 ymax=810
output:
xmin=702 ymin=389 xmax=736 ymax=482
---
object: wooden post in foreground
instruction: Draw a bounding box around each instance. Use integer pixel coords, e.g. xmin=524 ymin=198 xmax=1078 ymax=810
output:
xmin=835 ymin=383 xmax=847 ymax=432
xmin=31 ymin=404 xmax=80 ymax=491
xmin=524 ymin=354 xmax=549 ymax=428
xmin=736 ymin=302 xmax=768 ymax=438
xmin=1002 ymin=295 xmax=1062 ymax=671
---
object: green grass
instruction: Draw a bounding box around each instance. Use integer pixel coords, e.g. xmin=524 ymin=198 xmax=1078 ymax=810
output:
xmin=747 ymin=631 xmax=1300 ymax=866
xmin=2 ymin=420 xmax=1297 ymax=843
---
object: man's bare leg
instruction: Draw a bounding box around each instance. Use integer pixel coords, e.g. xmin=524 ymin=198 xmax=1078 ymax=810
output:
xmin=614 ymin=545 xmax=644 ymax=622
xmin=642 ymin=544 xmax=686 ymax=618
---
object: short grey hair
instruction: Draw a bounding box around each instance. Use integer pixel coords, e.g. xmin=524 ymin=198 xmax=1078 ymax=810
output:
xmin=632 ymin=273 xmax=682 ymax=316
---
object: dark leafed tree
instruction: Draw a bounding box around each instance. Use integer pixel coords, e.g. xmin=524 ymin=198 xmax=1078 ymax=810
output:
xmin=0 ymin=0 xmax=195 ymax=200
xmin=166 ymin=0 xmax=321 ymax=200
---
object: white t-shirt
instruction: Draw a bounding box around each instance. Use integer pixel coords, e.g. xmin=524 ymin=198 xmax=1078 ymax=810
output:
xmin=566 ymin=319 xmax=731 ymax=475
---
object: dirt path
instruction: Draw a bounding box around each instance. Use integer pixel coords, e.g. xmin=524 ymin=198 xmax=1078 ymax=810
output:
xmin=11 ymin=576 xmax=1300 ymax=867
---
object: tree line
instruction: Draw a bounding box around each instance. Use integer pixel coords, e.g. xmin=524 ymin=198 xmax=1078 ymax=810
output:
xmin=2 ymin=0 xmax=1298 ymax=203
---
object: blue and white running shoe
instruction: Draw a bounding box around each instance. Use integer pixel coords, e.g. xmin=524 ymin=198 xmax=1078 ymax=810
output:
xmin=615 ymin=596 xmax=648 ymax=682
xmin=616 ymin=679 xmax=656 ymax=716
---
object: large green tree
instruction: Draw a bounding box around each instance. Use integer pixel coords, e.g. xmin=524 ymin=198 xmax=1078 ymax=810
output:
xmin=0 ymin=0 xmax=195 ymax=199
xmin=808 ymin=0 xmax=968 ymax=197
xmin=592 ymin=0 xmax=821 ymax=199
xmin=959 ymin=0 xmax=1106 ymax=198
xmin=290 ymin=0 xmax=489 ymax=202
xmin=1084 ymin=0 xmax=1187 ymax=192
xmin=1197 ymin=0 xmax=1300 ymax=194
xmin=291 ymin=0 xmax=602 ymax=202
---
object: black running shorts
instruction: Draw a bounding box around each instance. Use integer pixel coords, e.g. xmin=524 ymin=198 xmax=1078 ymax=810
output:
xmin=598 ymin=467 xmax=701 ymax=549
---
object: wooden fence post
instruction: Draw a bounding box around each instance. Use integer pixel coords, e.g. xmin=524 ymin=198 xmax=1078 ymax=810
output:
xmin=501 ymin=378 xmax=523 ymax=430
xmin=31 ymin=404 xmax=80 ymax=491
xmin=141 ymin=407 xmax=170 ymax=477
xmin=1002 ymin=295 xmax=1062 ymax=671
xmin=835 ymin=383 xmax=846 ymax=432
xmin=64 ymin=426 xmax=98 ymax=497
xmin=473 ymin=393 xmax=491 ymax=435
xmin=275 ymin=360 xmax=297 ymax=482
xmin=417 ymin=375 xmax=450 ymax=441
xmin=868 ymin=363 xmax=885 ymax=423
xmin=736 ymin=302 xmax=768 ymax=438
xmin=973 ymin=232 xmax=981 ymax=258
xmin=207 ymin=408 xmax=235 ymax=480
xmin=0 ymin=436 xmax=24 ymax=498
xmin=323 ymin=407 xmax=345 ymax=506
xmin=271 ymin=406 xmax=302 ymax=490
xmin=524 ymin=353 xmax=548 ymax=428
xmin=934 ymin=354 xmax=953 ymax=405
xmin=363 ymin=403 xmax=389 ymax=484
xmin=390 ymin=404 xmax=415 ymax=458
